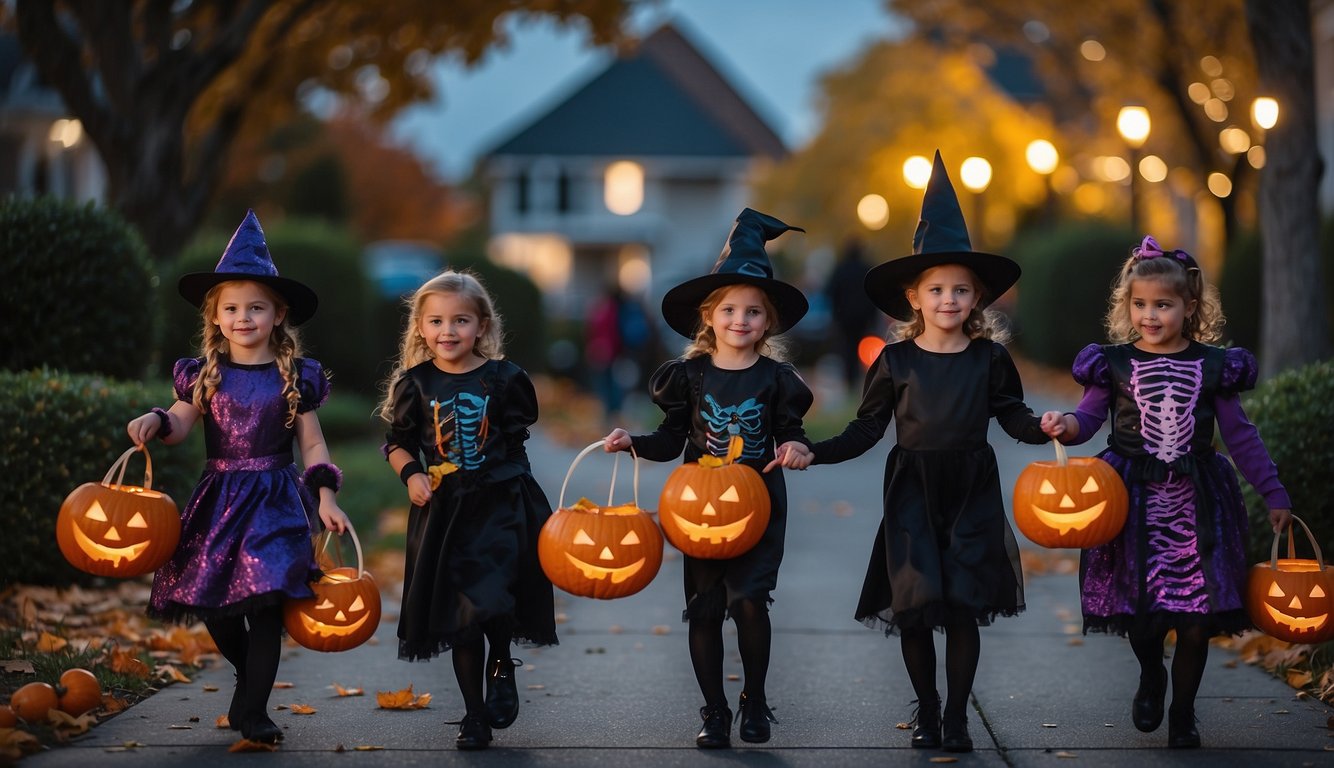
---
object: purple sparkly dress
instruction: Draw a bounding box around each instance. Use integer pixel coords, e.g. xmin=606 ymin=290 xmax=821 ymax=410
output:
xmin=148 ymin=357 xmax=326 ymax=623
xmin=1067 ymin=343 xmax=1291 ymax=637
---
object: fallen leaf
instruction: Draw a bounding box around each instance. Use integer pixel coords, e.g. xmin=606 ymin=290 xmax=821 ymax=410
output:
xmin=1 ymin=728 xmax=42 ymax=761
xmin=157 ymin=664 xmax=192 ymax=683
xmin=216 ymin=715 xmax=230 ymax=729
xmin=1042 ymin=723 xmax=1058 ymax=727
xmin=290 ymin=704 xmax=317 ymax=715
xmin=376 ymin=685 xmax=432 ymax=710
xmin=272 ymin=681 xmax=295 ymax=689
xmin=0 ymin=660 xmax=34 ymax=674
xmin=1056 ymin=751 xmax=1078 ymax=758
xmin=202 ymin=684 xmax=220 ymax=692
xmin=274 ymin=705 xmax=289 ymax=710
xmin=35 ymin=631 xmax=68 ymax=653
xmin=895 ymin=722 xmax=911 ymax=730
xmin=526 ymin=684 xmax=545 ymax=691
xmin=229 ymin=738 xmax=279 ymax=752
xmin=726 ymin=674 xmax=741 ymax=681
xmin=333 ymin=683 xmax=364 ymax=697
xmin=108 ymin=649 xmax=151 ymax=678
xmin=929 ymin=758 xmax=958 ymax=764
xmin=354 ymin=745 xmax=386 ymax=751
xmin=167 ymin=725 xmax=193 ymax=730
xmin=651 ymin=625 xmax=671 ymax=635
xmin=101 ymin=696 xmax=129 ymax=714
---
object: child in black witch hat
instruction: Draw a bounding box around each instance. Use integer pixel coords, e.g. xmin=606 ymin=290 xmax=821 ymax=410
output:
xmin=798 ymin=152 xmax=1055 ymax=753
xmin=603 ymin=208 xmax=814 ymax=748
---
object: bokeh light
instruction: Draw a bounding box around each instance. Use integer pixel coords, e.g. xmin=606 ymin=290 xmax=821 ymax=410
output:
xmin=857 ymin=194 xmax=890 ymax=230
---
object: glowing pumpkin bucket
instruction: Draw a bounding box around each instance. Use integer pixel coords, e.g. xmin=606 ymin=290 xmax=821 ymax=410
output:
xmin=658 ymin=436 xmax=770 ymax=559
xmin=1012 ymin=440 xmax=1128 ymax=549
xmin=539 ymin=441 xmax=664 ymax=599
xmin=57 ymin=445 xmax=181 ymax=578
xmin=283 ymin=522 xmax=382 ymax=652
xmin=1246 ymin=515 xmax=1334 ymax=644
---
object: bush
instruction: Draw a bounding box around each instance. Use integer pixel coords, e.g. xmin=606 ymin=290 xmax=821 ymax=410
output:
xmin=1010 ymin=220 xmax=1137 ymax=367
xmin=0 ymin=369 xmax=202 ymax=586
xmin=160 ymin=218 xmax=382 ymax=399
xmin=1238 ymin=359 xmax=1334 ymax=566
xmin=0 ymin=197 xmax=159 ymax=379
xmin=1220 ymin=220 xmax=1334 ymax=356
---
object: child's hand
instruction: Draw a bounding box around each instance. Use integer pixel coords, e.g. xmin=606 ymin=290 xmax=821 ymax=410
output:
xmin=764 ymin=441 xmax=812 ymax=472
xmin=603 ymin=428 xmax=631 ymax=452
xmin=319 ymin=501 xmax=350 ymax=534
xmin=1269 ymin=507 xmax=1292 ymax=534
xmin=406 ymin=473 xmax=433 ymax=506
xmin=1040 ymin=411 xmax=1070 ymax=439
xmin=126 ymin=412 xmax=159 ymax=446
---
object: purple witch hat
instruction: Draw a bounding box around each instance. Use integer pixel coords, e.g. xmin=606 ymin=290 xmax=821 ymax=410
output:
xmin=178 ymin=210 xmax=319 ymax=326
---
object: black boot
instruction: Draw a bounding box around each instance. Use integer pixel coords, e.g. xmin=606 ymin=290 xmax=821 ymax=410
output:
xmin=1167 ymin=705 xmax=1200 ymax=748
xmin=737 ymin=692 xmax=777 ymax=743
xmin=696 ymin=703 xmax=732 ymax=749
xmin=485 ymin=657 xmax=521 ymax=729
xmin=941 ymin=710 xmax=972 ymax=753
xmin=241 ymin=712 xmax=283 ymax=744
xmin=910 ymin=697 xmax=941 ymax=749
xmin=1132 ymin=664 xmax=1168 ymax=732
xmin=456 ymin=712 xmax=493 ymax=750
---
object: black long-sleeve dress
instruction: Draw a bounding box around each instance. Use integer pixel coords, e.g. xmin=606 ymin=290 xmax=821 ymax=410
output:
xmin=812 ymin=338 xmax=1047 ymax=633
xmin=631 ymin=355 xmax=813 ymax=620
xmin=384 ymin=358 xmax=557 ymax=660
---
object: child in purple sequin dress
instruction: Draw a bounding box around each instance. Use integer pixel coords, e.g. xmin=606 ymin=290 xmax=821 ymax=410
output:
xmin=1040 ymin=235 xmax=1291 ymax=749
xmin=128 ymin=211 xmax=349 ymax=745
xmin=380 ymin=271 xmax=556 ymax=751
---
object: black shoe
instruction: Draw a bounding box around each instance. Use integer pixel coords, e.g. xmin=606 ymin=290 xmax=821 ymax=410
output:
xmin=696 ymin=703 xmax=732 ymax=749
xmin=486 ymin=657 xmax=521 ymax=729
xmin=227 ymin=674 xmax=246 ymax=731
xmin=942 ymin=711 xmax=972 ymax=753
xmin=456 ymin=713 xmax=493 ymax=750
xmin=242 ymin=714 xmax=283 ymax=744
xmin=1167 ymin=706 xmax=1200 ymax=749
xmin=1132 ymin=664 xmax=1168 ymax=732
xmin=737 ymin=692 xmax=777 ymax=743
xmin=910 ymin=697 xmax=941 ymax=749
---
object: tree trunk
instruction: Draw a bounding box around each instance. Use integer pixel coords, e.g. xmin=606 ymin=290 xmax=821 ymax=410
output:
xmin=1245 ymin=0 xmax=1330 ymax=377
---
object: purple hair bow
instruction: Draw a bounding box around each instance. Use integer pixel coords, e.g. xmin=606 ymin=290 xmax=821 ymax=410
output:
xmin=1133 ymin=235 xmax=1195 ymax=266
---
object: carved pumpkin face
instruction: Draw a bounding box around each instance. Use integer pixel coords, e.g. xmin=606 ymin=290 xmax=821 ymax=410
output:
xmin=57 ymin=482 xmax=180 ymax=577
xmin=1246 ymin=560 xmax=1334 ymax=643
xmin=658 ymin=460 xmax=770 ymax=560
xmin=283 ymin=567 xmax=382 ymax=652
xmin=539 ymin=500 xmax=664 ymax=599
xmin=1012 ymin=454 xmax=1127 ymax=549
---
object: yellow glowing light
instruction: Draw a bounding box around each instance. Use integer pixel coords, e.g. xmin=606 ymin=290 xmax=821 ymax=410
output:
xmin=1116 ymin=107 xmax=1151 ymax=148
xmin=856 ymin=194 xmax=890 ymax=231
xmin=1025 ymin=140 xmax=1059 ymax=175
xmin=1219 ymin=127 xmax=1251 ymax=155
xmin=1204 ymin=98 xmax=1228 ymax=122
xmin=1095 ymin=156 xmax=1130 ymax=183
xmin=1252 ymin=97 xmax=1279 ymax=130
xmin=1079 ymin=40 xmax=1106 ymax=61
xmin=1072 ymin=183 xmax=1106 ymax=214
xmin=1208 ymin=172 xmax=1233 ymax=198
xmin=48 ymin=119 xmax=84 ymax=149
xmin=960 ymin=157 xmax=992 ymax=193
xmin=604 ymin=161 xmax=644 ymax=216
xmin=1247 ymin=145 xmax=1266 ymax=169
xmin=1138 ymin=155 xmax=1168 ymax=183
xmin=902 ymin=155 xmax=933 ymax=189
xmin=1187 ymin=82 xmax=1211 ymax=104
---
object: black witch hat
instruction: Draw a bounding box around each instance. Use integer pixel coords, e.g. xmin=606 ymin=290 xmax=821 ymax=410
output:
xmin=863 ymin=151 xmax=1020 ymax=321
xmin=178 ymin=210 xmax=319 ymax=326
xmin=660 ymin=208 xmax=808 ymax=339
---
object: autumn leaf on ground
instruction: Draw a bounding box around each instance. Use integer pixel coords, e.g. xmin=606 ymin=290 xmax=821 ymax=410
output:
xmin=157 ymin=664 xmax=191 ymax=683
xmin=202 ymin=684 xmax=219 ymax=692
xmin=47 ymin=709 xmax=96 ymax=737
xmin=376 ymin=685 xmax=431 ymax=710
xmin=215 ymin=715 xmax=230 ymax=729
xmin=1287 ymin=669 xmax=1313 ymax=689
xmin=332 ymin=683 xmax=364 ymax=697
xmin=101 ymin=695 xmax=130 ymax=714
xmin=0 ymin=660 xmax=34 ymax=674
xmin=353 ymin=745 xmax=386 ymax=751
xmin=1 ymin=728 xmax=42 ymax=761
xmin=272 ymin=681 xmax=295 ymax=689
xmin=289 ymin=704 xmax=317 ymax=715
xmin=929 ymin=758 xmax=958 ymax=764
xmin=229 ymin=738 xmax=279 ymax=752
xmin=35 ymin=631 xmax=68 ymax=653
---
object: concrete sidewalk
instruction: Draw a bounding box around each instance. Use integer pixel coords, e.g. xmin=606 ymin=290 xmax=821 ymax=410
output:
xmin=23 ymin=417 xmax=1334 ymax=766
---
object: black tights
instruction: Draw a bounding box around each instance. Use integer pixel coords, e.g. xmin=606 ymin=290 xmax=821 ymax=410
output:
xmin=451 ymin=625 xmax=513 ymax=715
xmin=1129 ymin=625 xmax=1209 ymax=715
xmin=688 ymin=598 xmax=771 ymax=707
xmin=204 ymin=604 xmax=284 ymax=726
xmin=900 ymin=620 xmax=980 ymax=722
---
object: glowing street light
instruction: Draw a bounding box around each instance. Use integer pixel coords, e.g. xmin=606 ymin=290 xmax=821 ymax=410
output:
xmin=902 ymin=155 xmax=933 ymax=189
xmin=1252 ymin=97 xmax=1279 ymax=130
xmin=1116 ymin=106 xmax=1151 ymax=232
xmin=959 ymin=157 xmax=992 ymax=193
xmin=857 ymin=193 xmax=889 ymax=230
xmin=1025 ymin=139 xmax=1059 ymax=176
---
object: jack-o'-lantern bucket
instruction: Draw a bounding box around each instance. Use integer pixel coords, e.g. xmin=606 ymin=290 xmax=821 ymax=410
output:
xmin=57 ymin=445 xmax=180 ymax=577
xmin=1012 ymin=440 xmax=1128 ymax=549
xmin=539 ymin=441 xmax=664 ymax=599
xmin=1246 ymin=515 xmax=1334 ymax=644
xmin=658 ymin=436 xmax=770 ymax=559
xmin=283 ymin=522 xmax=381 ymax=652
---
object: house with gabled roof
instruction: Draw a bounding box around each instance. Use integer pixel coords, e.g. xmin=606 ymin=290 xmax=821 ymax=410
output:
xmin=481 ymin=22 xmax=787 ymax=322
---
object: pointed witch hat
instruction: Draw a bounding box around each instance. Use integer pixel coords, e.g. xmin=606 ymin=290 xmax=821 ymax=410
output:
xmin=660 ymin=208 xmax=809 ymax=338
xmin=863 ymin=151 xmax=1020 ymax=321
xmin=178 ymin=210 xmax=319 ymax=326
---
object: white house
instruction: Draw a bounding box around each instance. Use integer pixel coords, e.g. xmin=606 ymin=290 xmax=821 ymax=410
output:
xmin=480 ymin=23 xmax=787 ymax=322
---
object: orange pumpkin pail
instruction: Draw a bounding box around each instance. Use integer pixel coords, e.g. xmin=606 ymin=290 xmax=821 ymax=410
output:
xmin=1246 ymin=515 xmax=1334 ymax=644
xmin=57 ymin=445 xmax=181 ymax=578
xmin=657 ymin=436 xmax=770 ymax=560
xmin=1012 ymin=440 xmax=1128 ymax=549
xmin=538 ymin=441 xmax=664 ymax=599
xmin=283 ymin=522 xmax=382 ymax=652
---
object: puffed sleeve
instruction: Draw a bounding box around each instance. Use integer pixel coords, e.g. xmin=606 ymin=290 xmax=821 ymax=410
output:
xmin=989 ymin=342 xmax=1047 ymax=445
xmin=630 ymin=359 xmax=692 ymax=462
xmin=1072 ymin=344 xmax=1110 ymax=388
xmin=499 ymin=362 xmax=539 ymax=438
xmin=295 ymin=358 xmax=330 ymax=413
xmin=772 ymin=362 xmax=813 ymax=447
xmin=1220 ymin=347 xmax=1259 ymax=394
xmin=172 ymin=358 xmax=202 ymax=402
xmin=810 ymin=349 xmax=896 ymax=464
xmin=383 ymin=371 xmax=422 ymax=458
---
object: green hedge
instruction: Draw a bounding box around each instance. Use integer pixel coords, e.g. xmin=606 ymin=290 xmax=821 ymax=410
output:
xmin=0 ymin=369 xmax=202 ymax=586
xmin=161 ymin=218 xmax=382 ymax=398
xmin=1239 ymin=359 xmax=1334 ymax=566
xmin=1010 ymin=220 xmax=1137 ymax=367
xmin=0 ymin=197 xmax=159 ymax=379
xmin=1220 ymin=220 xmax=1334 ymax=355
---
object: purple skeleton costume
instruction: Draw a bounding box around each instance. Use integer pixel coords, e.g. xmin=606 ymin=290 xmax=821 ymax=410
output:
xmin=1066 ymin=342 xmax=1290 ymax=636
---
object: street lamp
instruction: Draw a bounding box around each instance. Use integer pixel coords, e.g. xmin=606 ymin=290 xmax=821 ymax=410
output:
xmin=1251 ymin=97 xmax=1279 ymax=130
xmin=1116 ymin=106 xmax=1151 ymax=232
xmin=959 ymin=156 xmax=992 ymax=248
xmin=902 ymin=155 xmax=933 ymax=190
xmin=1025 ymin=139 xmax=1059 ymax=221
